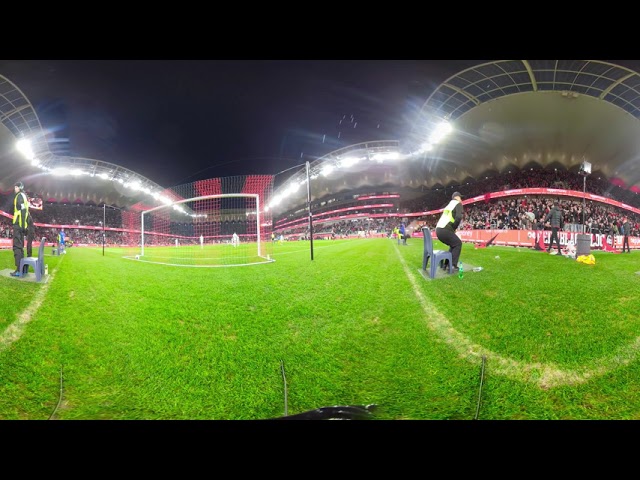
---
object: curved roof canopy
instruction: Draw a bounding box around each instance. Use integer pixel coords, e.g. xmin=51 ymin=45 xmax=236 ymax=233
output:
xmin=4 ymin=61 xmax=640 ymax=212
xmin=271 ymin=60 xmax=640 ymax=215
xmin=0 ymin=74 xmax=167 ymax=207
xmin=407 ymin=60 xmax=640 ymax=189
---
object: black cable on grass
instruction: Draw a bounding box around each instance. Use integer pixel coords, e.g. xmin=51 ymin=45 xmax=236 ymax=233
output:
xmin=48 ymin=365 xmax=64 ymax=420
xmin=474 ymin=355 xmax=486 ymax=420
xmin=280 ymin=359 xmax=288 ymax=417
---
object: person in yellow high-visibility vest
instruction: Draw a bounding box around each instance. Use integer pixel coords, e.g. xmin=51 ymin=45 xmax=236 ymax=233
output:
xmin=435 ymin=191 xmax=464 ymax=274
xmin=11 ymin=181 xmax=30 ymax=277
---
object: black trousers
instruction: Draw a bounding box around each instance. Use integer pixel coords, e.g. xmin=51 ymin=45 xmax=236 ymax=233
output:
xmin=13 ymin=225 xmax=24 ymax=270
xmin=436 ymin=227 xmax=462 ymax=268
xmin=26 ymin=227 xmax=34 ymax=257
xmin=623 ymin=235 xmax=630 ymax=252
xmin=548 ymin=227 xmax=561 ymax=252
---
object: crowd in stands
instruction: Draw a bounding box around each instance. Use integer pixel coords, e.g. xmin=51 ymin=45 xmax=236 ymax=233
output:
xmin=400 ymin=167 xmax=640 ymax=213
xmin=416 ymin=196 xmax=639 ymax=237
xmin=2 ymin=166 xmax=640 ymax=245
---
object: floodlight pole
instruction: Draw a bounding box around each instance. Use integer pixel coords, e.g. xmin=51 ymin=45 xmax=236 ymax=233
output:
xmin=306 ymin=161 xmax=314 ymax=261
xmin=582 ymin=175 xmax=586 ymax=234
xmin=103 ymin=203 xmax=106 ymax=257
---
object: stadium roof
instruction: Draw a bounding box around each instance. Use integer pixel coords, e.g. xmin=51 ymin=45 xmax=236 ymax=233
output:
xmin=407 ymin=60 xmax=640 ymax=190
xmin=0 ymin=74 xmax=167 ymax=207
xmin=272 ymin=60 xmax=640 ymax=214
xmin=4 ymin=61 xmax=640 ymax=211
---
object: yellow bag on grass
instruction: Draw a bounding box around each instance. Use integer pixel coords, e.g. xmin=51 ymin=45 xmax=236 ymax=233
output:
xmin=576 ymin=254 xmax=596 ymax=265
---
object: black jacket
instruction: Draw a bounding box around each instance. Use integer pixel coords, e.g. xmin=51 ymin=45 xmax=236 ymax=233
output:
xmin=545 ymin=206 xmax=563 ymax=229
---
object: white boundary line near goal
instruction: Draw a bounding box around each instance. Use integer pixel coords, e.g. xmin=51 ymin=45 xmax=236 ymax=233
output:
xmin=123 ymin=255 xmax=275 ymax=267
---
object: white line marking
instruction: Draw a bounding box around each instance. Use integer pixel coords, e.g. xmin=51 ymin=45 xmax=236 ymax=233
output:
xmin=0 ymin=261 xmax=59 ymax=352
xmin=394 ymin=243 xmax=640 ymax=389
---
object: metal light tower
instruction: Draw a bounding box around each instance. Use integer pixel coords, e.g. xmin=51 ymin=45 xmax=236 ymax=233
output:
xmin=579 ymin=161 xmax=591 ymax=234
xmin=102 ymin=204 xmax=106 ymax=256
xmin=306 ymin=161 xmax=314 ymax=261
xmin=577 ymin=160 xmax=592 ymax=256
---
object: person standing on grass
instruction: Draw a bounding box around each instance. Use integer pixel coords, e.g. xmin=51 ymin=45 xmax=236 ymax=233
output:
xmin=10 ymin=181 xmax=30 ymax=277
xmin=435 ymin=191 xmax=464 ymax=274
xmin=545 ymin=202 xmax=563 ymax=255
xmin=232 ymin=232 xmax=239 ymax=247
xmin=399 ymin=222 xmax=407 ymax=246
xmin=200 ymin=234 xmax=204 ymax=249
xmin=58 ymin=228 xmax=66 ymax=255
xmin=621 ymin=215 xmax=631 ymax=253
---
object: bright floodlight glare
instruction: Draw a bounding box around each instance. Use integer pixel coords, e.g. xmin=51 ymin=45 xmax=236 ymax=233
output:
xmin=371 ymin=151 xmax=400 ymax=162
xmin=16 ymin=138 xmax=35 ymax=160
xmin=340 ymin=156 xmax=360 ymax=168
xmin=286 ymin=182 xmax=300 ymax=195
xmin=420 ymin=142 xmax=433 ymax=152
xmin=51 ymin=167 xmax=70 ymax=176
xmin=321 ymin=164 xmax=334 ymax=176
xmin=429 ymin=120 xmax=453 ymax=145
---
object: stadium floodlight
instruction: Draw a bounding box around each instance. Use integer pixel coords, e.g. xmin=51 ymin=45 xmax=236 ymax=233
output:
xmin=51 ymin=167 xmax=71 ymax=176
xmin=16 ymin=138 xmax=35 ymax=160
xmin=579 ymin=161 xmax=591 ymax=175
xmin=339 ymin=156 xmax=361 ymax=168
xmin=321 ymin=164 xmax=334 ymax=176
xmin=420 ymin=142 xmax=433 ymax=152
xmin=428 ymin=120 xmax=453 ymax=145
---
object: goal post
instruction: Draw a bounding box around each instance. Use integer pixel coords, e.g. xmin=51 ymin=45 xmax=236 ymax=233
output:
xmin=127 ymin=175 xmax=274 ymax=267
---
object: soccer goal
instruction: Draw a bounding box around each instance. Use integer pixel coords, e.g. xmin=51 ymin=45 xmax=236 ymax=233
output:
xmin=135 ymin=192 xmax=274 ymax=267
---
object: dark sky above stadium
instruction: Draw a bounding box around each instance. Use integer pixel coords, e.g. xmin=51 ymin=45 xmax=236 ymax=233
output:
xmin=0 ymin=59 xmax=486 ymax=188
xmin=3 ymin=59 xmax=639 ymax=191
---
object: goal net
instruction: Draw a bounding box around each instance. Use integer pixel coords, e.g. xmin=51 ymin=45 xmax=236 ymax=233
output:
xmin=124 ymin=175 xmax=274 ymax=267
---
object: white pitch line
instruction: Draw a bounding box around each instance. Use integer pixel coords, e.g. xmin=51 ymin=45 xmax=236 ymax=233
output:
xmin=393 ymin=243 xmax=640 ymax=389
xmin=0 ymin=261 xmax=60 ymax=352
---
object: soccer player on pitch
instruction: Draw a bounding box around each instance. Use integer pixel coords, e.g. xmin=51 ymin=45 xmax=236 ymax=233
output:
xmin=231 ymin=232 xmax=239 ymax=247
xmin=200 ymin=234 xmax=204 ymax=249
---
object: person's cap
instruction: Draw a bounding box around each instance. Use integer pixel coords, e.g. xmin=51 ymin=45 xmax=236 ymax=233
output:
xmin=14 ymin=181 xmax=24 ymax=189
xmin=451 ymin=191 xmax=462 ymax=199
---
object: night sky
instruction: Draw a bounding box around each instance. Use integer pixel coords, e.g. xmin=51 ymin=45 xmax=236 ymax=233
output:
xmin=0 ymin=60 xmax=482 ymax=189
xmin=4 ymin=59 xmax=639 ymax=192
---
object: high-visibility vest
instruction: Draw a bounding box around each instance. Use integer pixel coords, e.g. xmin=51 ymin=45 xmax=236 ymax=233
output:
xmin=13 ymin=192 xmax=30 ymax=229
xmin=436 ymin=200 xmax=459 ymax=229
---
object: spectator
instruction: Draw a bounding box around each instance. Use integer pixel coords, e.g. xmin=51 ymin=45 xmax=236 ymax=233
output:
xmin=621 ymin=215 xmax=631 ymax=253
xmin=545 ymin=202 xmax=563 ymax=255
